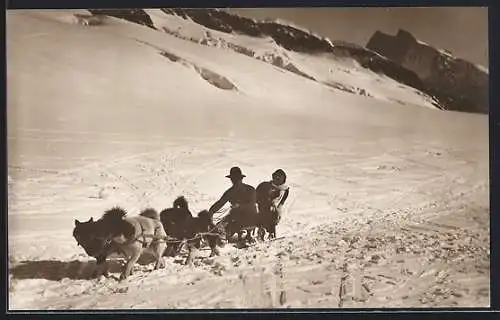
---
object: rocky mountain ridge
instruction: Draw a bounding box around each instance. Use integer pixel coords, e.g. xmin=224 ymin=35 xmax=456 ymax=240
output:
xmin=367 ymin=29 xmax=488 ymax=114
xmin=88 ymin=8 xmax=487 ymax=113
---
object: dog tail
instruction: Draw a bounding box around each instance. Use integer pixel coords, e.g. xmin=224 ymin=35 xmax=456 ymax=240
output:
xmin=102 ymin=206 xmax=127 ymax=221
xmin=139 ymin=208 xmax=160 ymax=220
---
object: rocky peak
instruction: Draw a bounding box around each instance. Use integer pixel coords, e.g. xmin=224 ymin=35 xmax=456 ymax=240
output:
xmin=367 ymin=29 xmax=488 ymax=113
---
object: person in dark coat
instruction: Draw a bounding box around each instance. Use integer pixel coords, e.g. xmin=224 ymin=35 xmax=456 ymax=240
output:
xmin=208 ymin=167 xmax=258 ymax=243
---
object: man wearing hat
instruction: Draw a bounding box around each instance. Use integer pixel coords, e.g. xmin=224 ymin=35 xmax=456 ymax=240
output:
xmin=208 ymin=166 xmax=258 ymax=243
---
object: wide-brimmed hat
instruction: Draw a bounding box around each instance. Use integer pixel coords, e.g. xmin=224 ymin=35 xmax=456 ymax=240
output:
xmin=226 ymin=166 xmax=246 ymax=179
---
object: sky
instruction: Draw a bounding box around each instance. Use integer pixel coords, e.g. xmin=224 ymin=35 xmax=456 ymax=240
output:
xmin=228 ymin=7 xmax=489 ymax=67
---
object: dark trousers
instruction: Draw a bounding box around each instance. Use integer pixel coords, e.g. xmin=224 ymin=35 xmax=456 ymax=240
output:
xmin=225 ymin=204 xmax=258 ymax=239
xmin=257 ymin=202 xmax=282 ymax=239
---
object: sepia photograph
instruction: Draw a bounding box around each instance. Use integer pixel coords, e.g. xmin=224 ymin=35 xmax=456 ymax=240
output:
xmin=6 ymin=7 xmax=489 ymax=310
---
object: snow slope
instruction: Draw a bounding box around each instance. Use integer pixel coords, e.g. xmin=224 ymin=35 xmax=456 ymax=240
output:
xmin=145 ymin=8 xmax=440 ymax=109
xmin=7 ymin=10 xmax=489 ymax=309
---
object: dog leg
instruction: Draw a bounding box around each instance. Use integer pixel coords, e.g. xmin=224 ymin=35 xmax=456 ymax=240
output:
xmin=185 ymin=244 xmax=198 ymax=266
xmin=210 ymin=247 xmax=221 ymax=257
xmin=154 ymin=242 xmax=167 ymax=270
xmin=154 ymin=257 xmax=163 ymax=270
xmin=92 ymin=254 xmax=107 ymax=278
xmin=101 ymin=256 xmax=110 ymax=278
xmin=92 ymin=264 xmax=102 ymax=279
xmin=120 ymin=245 xmax=141 ymax=280
xmin=208 ymin=236 xmax=221 ymax=257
